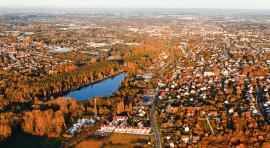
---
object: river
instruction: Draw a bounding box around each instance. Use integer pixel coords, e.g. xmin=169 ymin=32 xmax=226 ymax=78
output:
xmin=62 ymin=73 xmax=126 ymax=101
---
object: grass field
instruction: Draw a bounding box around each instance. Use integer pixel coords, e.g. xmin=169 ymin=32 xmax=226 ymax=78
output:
xmin=76 ymin=140 xmax=104 ymax=148
xmin=75 ymin=133 xmax=153 ymax=148
xmin=104 ymin=133 xmax=152 ymax=148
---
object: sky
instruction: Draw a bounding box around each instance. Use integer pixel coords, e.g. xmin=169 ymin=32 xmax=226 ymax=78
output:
xmin=0 ymin=0 xmax=270 ymax=10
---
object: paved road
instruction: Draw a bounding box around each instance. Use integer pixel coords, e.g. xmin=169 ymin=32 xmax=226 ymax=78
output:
xmin=256 ymin=79 xmax=270 ymax=124
xmin=223 ymin=45 xmax=269 ymax=124
xmin=145 ymin=68 xmax=167 ymax=148
xmin=62 ymin=124 xmax=101 ymax=148
xmin=149 ymin=48 xmax=179 ymax=148
xmin=146 ymin=62 xmax=177 ymax=148
xmin=147 ymin=89 xmax=162 ymax=148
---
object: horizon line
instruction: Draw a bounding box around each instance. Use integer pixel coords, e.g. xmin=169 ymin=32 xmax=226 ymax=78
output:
xmin=0 ymin=7 xmax=270 ymax=11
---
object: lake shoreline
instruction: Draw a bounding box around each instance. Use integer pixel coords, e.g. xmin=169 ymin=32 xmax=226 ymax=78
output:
xmin=0 ymin=72 xmax=127 ymax=147
xmin=52 ymin=71 xmax=126 ymax=101
xmin=0 ymin=71 xmax=126 ymax=113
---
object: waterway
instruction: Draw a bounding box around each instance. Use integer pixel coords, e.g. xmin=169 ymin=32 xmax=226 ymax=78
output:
xmin=63 ymin=72 xmax=126 ymax=101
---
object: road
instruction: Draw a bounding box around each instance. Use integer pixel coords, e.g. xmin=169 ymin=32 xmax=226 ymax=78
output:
xmin=147 ymin=89 xmax=162 ymax=148
xmin=205 ymin=116 xmax=215 ymax=134
xmin=256 ymin=79 xmax=270 ymax=124
xmin=61 ymin=124 xmax=101 ymax=148
xmin=223 ymin=45 xmax=269 ymax=124
xmin=148 ymin=45 xmax=179 ymax=147
xmin=145 ymin=66 xmax=168 ymax=148
xmin=146 ymin=61 xmax=177 ymax=148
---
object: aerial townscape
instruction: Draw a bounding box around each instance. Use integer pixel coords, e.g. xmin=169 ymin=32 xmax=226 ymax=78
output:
xmin=0 ymin=1 xmax=270 ymax=148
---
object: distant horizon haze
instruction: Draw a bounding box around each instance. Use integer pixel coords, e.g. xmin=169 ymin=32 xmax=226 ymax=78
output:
xmin=0 ymin=0 xmax=270 ymax=10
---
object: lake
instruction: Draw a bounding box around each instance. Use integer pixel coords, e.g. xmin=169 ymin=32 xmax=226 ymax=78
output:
xmin=63 ymin=73 xmax=126 ymax=101
xmin=0 ymin=73 xmax=126 ymax=148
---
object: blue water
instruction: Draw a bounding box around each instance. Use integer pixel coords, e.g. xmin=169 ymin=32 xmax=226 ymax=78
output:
xmin=63 ymin=73 xmax=126 ymax=101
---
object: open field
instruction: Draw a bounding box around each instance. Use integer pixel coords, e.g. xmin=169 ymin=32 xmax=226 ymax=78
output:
xmin=75 ymin=140 xmax=104 ymax=148
xmin=259 ymin=42 xmax=270 ymax=48
xmin=75 ymin=133 xmax=153 ymax=148
xmin=104 ymin=133 xmax=152 ymax=148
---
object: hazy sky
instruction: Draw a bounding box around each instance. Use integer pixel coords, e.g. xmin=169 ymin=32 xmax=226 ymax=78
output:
xmin=0 ymin=0 xmax=270 ymax=10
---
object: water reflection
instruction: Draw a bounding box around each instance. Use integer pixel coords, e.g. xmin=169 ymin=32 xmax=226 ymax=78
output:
xmin=63 ymin=73 xmax=126 ymax=100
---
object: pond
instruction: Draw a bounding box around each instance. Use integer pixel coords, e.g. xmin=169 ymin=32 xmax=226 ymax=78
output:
xmin=48 ymin=47 xmax=74 ymax=53
xmin=62 ymin=73 xmax=126 ymax=101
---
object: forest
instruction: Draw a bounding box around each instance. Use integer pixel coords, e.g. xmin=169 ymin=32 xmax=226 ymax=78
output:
xmin=0 ymin=61 xmax=124 ymax=107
